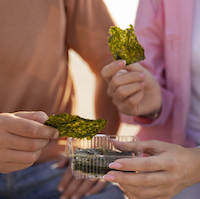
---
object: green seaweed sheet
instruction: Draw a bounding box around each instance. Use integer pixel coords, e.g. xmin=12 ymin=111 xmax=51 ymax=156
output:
xmin=45 ymin=113 xmax=108 ymax=140
xmin=72 ymin=147 xmax=132 ymax=176
xmin=108 ymin=24 xmax=145 ymax=65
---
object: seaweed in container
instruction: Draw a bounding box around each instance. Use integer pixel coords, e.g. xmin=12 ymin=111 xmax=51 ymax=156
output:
xmin=72 ymin=147 xmax=133 ymax=176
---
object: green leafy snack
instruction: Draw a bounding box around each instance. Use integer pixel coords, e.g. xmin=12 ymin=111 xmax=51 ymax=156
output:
xmin=73 ymin=147 xmax=132 ymax=176
xmin=44 ymin=113 xmax=108 ymax=139
xmin=108 ymin=24 xmax=145 ymax=65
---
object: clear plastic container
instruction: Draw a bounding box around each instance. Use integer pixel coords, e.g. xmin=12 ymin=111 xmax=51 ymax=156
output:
xmin=66 ymin=135 xmax=141 ymax=179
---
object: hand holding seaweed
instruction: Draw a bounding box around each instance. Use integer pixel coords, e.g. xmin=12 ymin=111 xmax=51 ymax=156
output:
xmin=45 ymin=113 xmax=108 ymax=140
xmin=108 ymin=24 xmax=145 ymax=65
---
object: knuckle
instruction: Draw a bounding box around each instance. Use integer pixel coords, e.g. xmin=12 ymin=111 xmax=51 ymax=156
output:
xmin=141 ymin=174 xmax=152 ymax=186
xmin=101 ymin=68 xmax=107 ymax=78
xmin=26 ymin=125 xmax=38 ymax=137
xmin=26 ymin=152 xmax=40 ymax=164
xmin=0 ymin=113 xmax=9 ymax=126
xmin=116 ymin=87 xmax=126 ymax=98
xmin=126 ymin=97 xmax=137 ymax=107
xmin=144 ymin=159 xmax=154 ymax=171
xmin=137 ymin=190 xmax=148 ymax=198
xmin=106 ymin=88 xmax=112 ymax=97
xmin=34 ymin=111 xmax=48 ymax=123
xmin=117 ymin=173 xmax=129 ymax=184
xmin=111 ymin=76 xmax=120 ymax=87
xmin=169 ymin=173 xmax=179 ymax=185
xmin=167 ymin=157 xmax=178 ymax=170
xmin=149 ymin=140 xmax=158 ymax=146
xmin=27 ymin=140 xmax=42 ymax=151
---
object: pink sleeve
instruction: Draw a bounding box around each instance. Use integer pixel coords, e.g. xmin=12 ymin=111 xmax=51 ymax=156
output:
xmin=130 ymin=0 xmax=174 ymax=126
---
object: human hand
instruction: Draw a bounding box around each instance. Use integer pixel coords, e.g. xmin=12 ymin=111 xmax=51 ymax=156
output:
xmin=57 ymin=155 xmax=107 ymax=199
xmin=0 ymin=111 xmax=59 ymax=173
xmin=101 ymin=60 xmax=162 ymax=116
xmin=103 ymin=140 xmax=200 ymax=199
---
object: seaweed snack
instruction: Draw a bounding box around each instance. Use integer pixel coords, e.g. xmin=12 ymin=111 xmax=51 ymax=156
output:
xmin=108 ymin=24 xmax=145 ymax=65
xmin=45 ymin=113 xmax=108 ymax=140
xmin=72 ymin=147 xmax=132 ymax=176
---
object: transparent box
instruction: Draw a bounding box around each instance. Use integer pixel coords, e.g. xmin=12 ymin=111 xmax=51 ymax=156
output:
xmin=66 ymin=135 xmax=141 ymax=179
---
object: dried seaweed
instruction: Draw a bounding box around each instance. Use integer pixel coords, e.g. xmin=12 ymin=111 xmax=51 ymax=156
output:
xmin=72 ymin=147 xmax=132 ymax=175
xmin=108 ymin=24 xmax=145 ymax=65
xmin=45 ymin=113 xmax=108 ymax=139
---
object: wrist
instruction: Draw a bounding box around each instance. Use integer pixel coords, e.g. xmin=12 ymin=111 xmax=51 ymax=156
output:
xmin=134 ymin=108 xmax=161 ymax=124
xmin=187 ymin=147 xmax=200 ymax=184
xmin=145 ymin=108 xmax=161 ymax=120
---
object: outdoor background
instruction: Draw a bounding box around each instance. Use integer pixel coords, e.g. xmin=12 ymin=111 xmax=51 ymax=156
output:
xmin=68 ymin=0 xmax=139 ymax=136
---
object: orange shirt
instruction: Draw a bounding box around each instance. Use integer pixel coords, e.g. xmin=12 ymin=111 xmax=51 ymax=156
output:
xmin=0 ymin=0 xmax=114 ymax=162
xmin=0 ymin=0 xmax=114 ymax=115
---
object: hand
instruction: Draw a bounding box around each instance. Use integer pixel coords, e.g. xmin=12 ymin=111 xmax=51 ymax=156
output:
xmin=57 ymin=155 xmax=107 ymax=199
xmin=0 ymin=111 xmax=59 ymax=173
xmin=101 ymin=60 xmax=162 ymax=116
xmin=103 ymin=140 xmax=200 ymax=199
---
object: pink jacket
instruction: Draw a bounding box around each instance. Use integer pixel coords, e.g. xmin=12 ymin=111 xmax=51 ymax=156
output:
xmin=124 ymin=0 xmax=196 ymax=147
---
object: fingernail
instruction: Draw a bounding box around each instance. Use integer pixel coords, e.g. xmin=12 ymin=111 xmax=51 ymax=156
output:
xmin=103 ymin=174 xmax=116 ymax=182
xmin=141 ymin=82 xmax=146 ymax=87
xmin=53 ymin=130 xmax=59 ymax=139
xmin=85 ymin=193 xmax=91 ymax=196
xmin=119 ymin=186 xmax=126 ymax=192
xmin=117 ymin=60 xmax=126 ymax=68
xmin=139 ymin=73 xmax=145 ymax=78
xmin=109 ymin=162 xmax=122 ymax=169
xmin=71 ymin=196 xmax=78 ymax=199
xmin=57 ymin=186 xmax=64 ymax=193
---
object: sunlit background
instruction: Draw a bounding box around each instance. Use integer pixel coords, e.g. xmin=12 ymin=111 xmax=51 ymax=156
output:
xmin=69 ymin=0 xmax=139 ymax=136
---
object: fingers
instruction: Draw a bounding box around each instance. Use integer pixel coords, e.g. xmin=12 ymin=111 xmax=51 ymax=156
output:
xmin=84 ymin=180 xmax=107 ymax=196
xmin=73 ymin=179 xmax=98 ymax=198
xmin=0 ymin=131 xmax=49 ymax=151
xmin=58 ymin=165 xmax=107 ymax=199
xmin=107 ymin=70 xmax=145 ymax=97
xmin=108 ymin=153 xmax=172 ymax=173
xmin=0 ymin=113 xmax=59 ymax=139
xmin=57 ymin=154 xmax=69 ymax=168
xmin=138 ymin=140 xmax=174 ymax=156
xmin=0 ymin=148 xmax=41 ymax=165
xmin=101 ymin=60 xmax=126 ymax=82
xmin=104 ymin=170 xmax=169 ymax=188
xmin=14 ymin=111 xmax=48 ymax=124
xmin=57 ymin=164 xmax=73 ymax=193
xmin=111 ymin=139 xmax=139 ymax=153
xmin=112 ymin=84 xmax=145 ymax=113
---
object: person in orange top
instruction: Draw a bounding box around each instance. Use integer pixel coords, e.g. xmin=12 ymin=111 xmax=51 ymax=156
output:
xmin=0 ymin=1 xmax=124 ymax=199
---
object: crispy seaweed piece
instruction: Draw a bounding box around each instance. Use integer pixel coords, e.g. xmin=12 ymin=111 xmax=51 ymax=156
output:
xmin=72 ymin=147 xmax=132 ymax=175
xmin=108 ymin=24 xmax=145 ymax=65
xmin=45 ymin=113 xmax=108 ymax=139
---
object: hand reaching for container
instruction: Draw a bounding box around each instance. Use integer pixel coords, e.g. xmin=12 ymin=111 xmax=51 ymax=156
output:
xmin=103 ymin=140 xmax=200 ymax=199
xmin=0 ymin=111 xmax=59 ymax=173
xmin=101 ymin=60 xmax=162 ymax=117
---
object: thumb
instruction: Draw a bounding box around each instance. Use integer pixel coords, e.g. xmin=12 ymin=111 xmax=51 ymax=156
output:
xmin=14 ymin=111 xmax=48 ymax=124
xmin=101 ymin=60 xmax=126 ymax=82
xmin=139 ymin=140 xmax=168 ymax=156
xmin=57 ymin=154 xmax=69 ymax=168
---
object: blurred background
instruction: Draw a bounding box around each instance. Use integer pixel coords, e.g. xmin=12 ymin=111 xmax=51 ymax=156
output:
xmin=68 ymin=0 xmax=139 ymax=136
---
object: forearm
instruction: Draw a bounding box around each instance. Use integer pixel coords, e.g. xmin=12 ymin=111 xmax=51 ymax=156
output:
xmin=95 ymin=76 xmax=120 ymax=135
